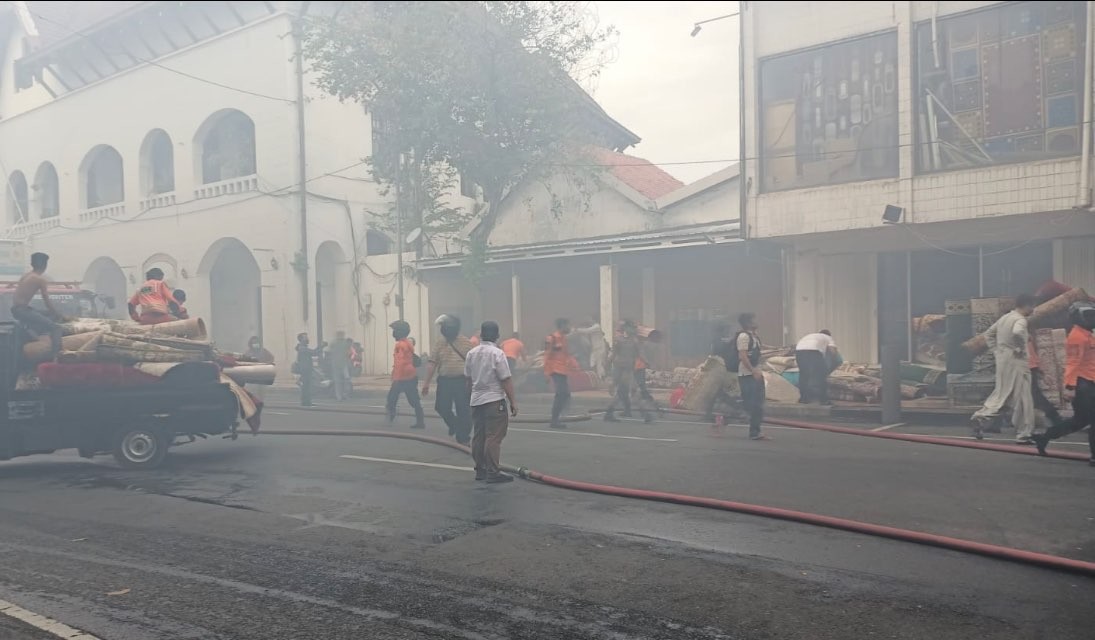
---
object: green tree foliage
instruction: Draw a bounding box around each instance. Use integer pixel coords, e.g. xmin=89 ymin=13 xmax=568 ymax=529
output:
xmin=303 ymin=1 xmax=618 ymax=267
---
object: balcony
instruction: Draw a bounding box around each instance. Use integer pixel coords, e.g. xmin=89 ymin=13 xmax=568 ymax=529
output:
xmin=8 ymin=217 xmax=60 ymax=238
xmin=78 ymin=203 xmax=126 ymax=224
xmin=194 ymin=175 xmax=258 ymax=200
xmin=140 ymin=192 xmax=177 ymax=211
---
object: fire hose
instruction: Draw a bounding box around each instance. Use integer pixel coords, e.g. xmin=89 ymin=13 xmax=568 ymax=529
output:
xmin=260 ymin=428 xmax=1095 ymax=577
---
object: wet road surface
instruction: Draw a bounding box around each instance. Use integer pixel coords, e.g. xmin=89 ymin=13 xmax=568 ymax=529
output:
xmin=1 ymin=390 xmax=1093 ymax=639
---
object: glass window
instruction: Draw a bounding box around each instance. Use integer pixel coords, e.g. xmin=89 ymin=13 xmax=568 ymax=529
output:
xmin=759 ymin=31 xmax=899 ymax=192
xmin=914 ymin=2 xmax=1087 ymax=172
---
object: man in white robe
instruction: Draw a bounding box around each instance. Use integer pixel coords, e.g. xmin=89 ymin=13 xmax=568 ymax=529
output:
xmin=971 ymin=294 xmax=1037 ymax=443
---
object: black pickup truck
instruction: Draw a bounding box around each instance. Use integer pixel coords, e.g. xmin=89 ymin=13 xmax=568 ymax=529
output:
xmin=0 ymin=324 xmax=241 ymax=469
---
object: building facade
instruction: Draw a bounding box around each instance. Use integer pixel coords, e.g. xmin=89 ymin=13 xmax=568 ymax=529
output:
xmin=742 ymin=0 xmax=1095 ymax=363
xmin=0 ymin=1 xmax=405 ymax=367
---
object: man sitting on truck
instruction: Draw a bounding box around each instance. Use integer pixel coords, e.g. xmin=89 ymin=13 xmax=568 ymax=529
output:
xmin=128 ymin=268 xmax=181 ymax=325
xmin=12 ymin=252 xmax=63 ymax=360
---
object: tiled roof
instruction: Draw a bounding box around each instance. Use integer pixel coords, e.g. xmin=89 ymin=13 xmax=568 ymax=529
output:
xmin=590 ymin=148 xmax=684 ymax=201
xmin=25 ymin=1 xmax=146 ymax=49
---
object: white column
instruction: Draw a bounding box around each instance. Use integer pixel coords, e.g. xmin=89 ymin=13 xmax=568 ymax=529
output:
xmin=599 ymin=263 xmax=618 ymax=338
xmin=511 ymin=272 xmax=522 ymax=334
xmin=641 ymin=267 xmax=656 ymax=328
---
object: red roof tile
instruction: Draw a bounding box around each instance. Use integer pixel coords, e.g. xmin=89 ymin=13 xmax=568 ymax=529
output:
xmin=590 ymin=148 xmax=684 ymax=201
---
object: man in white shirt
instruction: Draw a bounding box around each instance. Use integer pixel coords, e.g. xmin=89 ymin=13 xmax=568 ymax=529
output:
xmin=795 ymin=329 xmax=838 ymax=405
xmin=465 ymin=321 xmax=519 ymax=483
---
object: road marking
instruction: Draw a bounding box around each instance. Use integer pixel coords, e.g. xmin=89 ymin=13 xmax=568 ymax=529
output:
xmin=339 ymin=455 xmax=473 ymax=471
xmin=872 ymin=423 xmax=906 ymax=432
xmin=510 ymin=428 xmax=677 ymax=442
xmin=265 ymin=411 xmax=290 ymax=416
xmin=0 ymin=598 xmax=100 ymax=639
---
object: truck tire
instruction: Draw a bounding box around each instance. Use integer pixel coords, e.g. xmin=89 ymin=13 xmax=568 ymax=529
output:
xmin=112 ymin=427 xmax=170 ymax=469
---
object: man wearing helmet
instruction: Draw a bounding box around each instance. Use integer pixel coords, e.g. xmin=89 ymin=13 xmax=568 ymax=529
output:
xmin=387 ymin=320 xmax=426 ymax=428
xmin=421 ymin=314 xmax=474 ymax=444
xmin=1033 ymin=301 xmax=1095 ymax=465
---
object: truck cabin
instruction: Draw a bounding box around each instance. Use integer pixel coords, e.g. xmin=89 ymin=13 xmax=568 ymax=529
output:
xmin=0 ymin=283 xmax=113 ymax=323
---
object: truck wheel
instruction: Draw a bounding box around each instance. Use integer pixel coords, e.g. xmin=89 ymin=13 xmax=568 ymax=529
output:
xmin=112 ymin=427 xmax=169 ymax=469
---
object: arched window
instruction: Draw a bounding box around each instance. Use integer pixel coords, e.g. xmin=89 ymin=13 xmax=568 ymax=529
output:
xmin=140 ymin=129 xmax=175 ymax=195
xmin=5 ymin=171 xmax=28 ymax=225
xmin=80 ymin=145 xmax=124 ymax=208
xmin=196 ymin=109 xmax=256 ymax=184
xmin=33 ymin=162 xmax=60 ymax=219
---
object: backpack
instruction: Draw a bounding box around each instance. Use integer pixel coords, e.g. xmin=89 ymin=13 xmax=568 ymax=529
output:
xmin=726 ymin=331 xmax=758 ymax=373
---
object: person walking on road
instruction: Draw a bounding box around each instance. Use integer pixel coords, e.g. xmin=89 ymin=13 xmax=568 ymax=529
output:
xmin=605 ymin=320 xmax=655 ymax=423
xmin=421 ymin=315 xmax=473 ymax=444
xmin=295 ymin=332 xmax=322 ymax=408
xmin=387 ymin=320 xmax=425 ymax=428
xmin=1033 ymin=302 xmax=1095 ymax=465
xmin=544 ymin=318 xmax=573 ymax=429
xmin=795 ymin=330 xmax=838 ymax=405
xmin=735 ymin=312 xmax=768 ymax=441
xmin=971 ymin=294 xmax=1037 ymax=443
xmin=465 ymin=321 xmax=518 ymax=483
xmin=501 ymin=332 xmax=526 ymax=371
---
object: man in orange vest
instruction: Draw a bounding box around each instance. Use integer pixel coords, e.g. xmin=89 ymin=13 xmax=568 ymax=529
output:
xmin=128 ymin=268 xmax=181 ymax=325
xmin=500 ymin=331 xmax=526 ymax=371
xmin=544 ymin=318 xmax=572 ymax=429
xmin=1033 ymin=302 xmax=1095 ymax=464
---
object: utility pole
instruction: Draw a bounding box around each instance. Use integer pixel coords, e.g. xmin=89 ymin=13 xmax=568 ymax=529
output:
xmin=293 ymin=5 xmax=311 ymax=321
xmin=395 ymin=153 xmax=405 ymax=321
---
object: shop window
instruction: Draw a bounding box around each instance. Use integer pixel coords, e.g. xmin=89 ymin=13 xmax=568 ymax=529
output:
xmin=914 ymin=2 xmax=1087 ymax=172
xmin=759 ymin=31 xmax=899 ymax=192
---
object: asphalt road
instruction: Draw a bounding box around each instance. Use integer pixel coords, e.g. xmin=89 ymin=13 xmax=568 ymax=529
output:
xmin=0 ymin=388 xmax=1093 ymax=639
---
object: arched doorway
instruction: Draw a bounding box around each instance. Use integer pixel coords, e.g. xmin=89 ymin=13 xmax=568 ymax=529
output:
xmin=315 ymin=241 xmax=348 ymax=344
xmin=81 ymin=257 xmax=127 ymax=319
xmin=199 ymin=238 xmax=261 ymax=351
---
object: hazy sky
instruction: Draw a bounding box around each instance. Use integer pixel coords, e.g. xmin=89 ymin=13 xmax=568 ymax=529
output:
xmin=585 ymin=1 xmax=740 ymax=183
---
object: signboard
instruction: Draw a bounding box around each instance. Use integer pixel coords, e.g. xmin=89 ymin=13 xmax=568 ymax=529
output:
xmin=0 ymin=240 xmax=26 ymax=277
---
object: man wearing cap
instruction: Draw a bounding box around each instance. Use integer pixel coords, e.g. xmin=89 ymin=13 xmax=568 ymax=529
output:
xmin=465 ymin=321 xmax=518 ymax=483
xmin=421 ymin=314 xmax=474 ymax=444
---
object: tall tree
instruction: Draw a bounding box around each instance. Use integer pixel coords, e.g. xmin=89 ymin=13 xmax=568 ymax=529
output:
xmin=303 ymin=1 xmax=626 ymax=259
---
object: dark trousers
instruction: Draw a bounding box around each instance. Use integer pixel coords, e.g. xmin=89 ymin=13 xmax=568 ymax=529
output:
xmin=1043 ymin=378 xmax=1095 ymax=458
xmin=606 ymin=369 xmax=633 ymax=415
xmin=298 ymin=367 xmax=313 ymax=407
xmin=635 ymin=369 xmax=655 ymax=402
xmin=12 ymin=305 xmax=61 ymax=359
xmin=472 ymin=400 xmax=509 ymax=477
xmin=550 ymin=373 xmax=571 ymax=425
xmin=739 ymin=375 xmax=765 ymax=438
xmin=436 ymin=376 xmax=472 ymax=442
xmin=795 ymin=349 xmax=829 ymax=403
xmin=1031 ymin=369 xmax=1063 ymax=424
xmin=387 ymin=379 xmax=425 ymax=425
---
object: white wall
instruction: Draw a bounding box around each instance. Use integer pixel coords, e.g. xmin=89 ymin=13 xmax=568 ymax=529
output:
xmin=660 ymin=177 xmax=739 ymax=227
xmin=0 ymin=11 xmax=386 ymax=372
xmin=488 ymin=173 xmax=660 ymax=247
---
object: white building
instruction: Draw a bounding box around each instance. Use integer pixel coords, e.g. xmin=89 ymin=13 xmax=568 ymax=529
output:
xmin=363 ymin=152 xmax=783 ymax=376
xmin=1 ymin=1 xmax=673 ymax=375
xmin=741 ymin=0 xmax=1095 ymax=363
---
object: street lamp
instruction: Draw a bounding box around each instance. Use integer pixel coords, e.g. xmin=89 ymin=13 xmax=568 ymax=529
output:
xmin=690 ymin=11 xmax=739 ymax=37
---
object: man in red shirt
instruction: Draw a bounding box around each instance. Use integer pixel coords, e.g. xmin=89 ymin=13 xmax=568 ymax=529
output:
xmin=386 ymin=320 xmax=425 ymax=428
xmin=544 ymin=318 xmax=571 ymax=429
xmin=1034 ymin=302 xmax=1095 ymax=464
xmin=128 ymin=268 xmax=180 ymax=325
